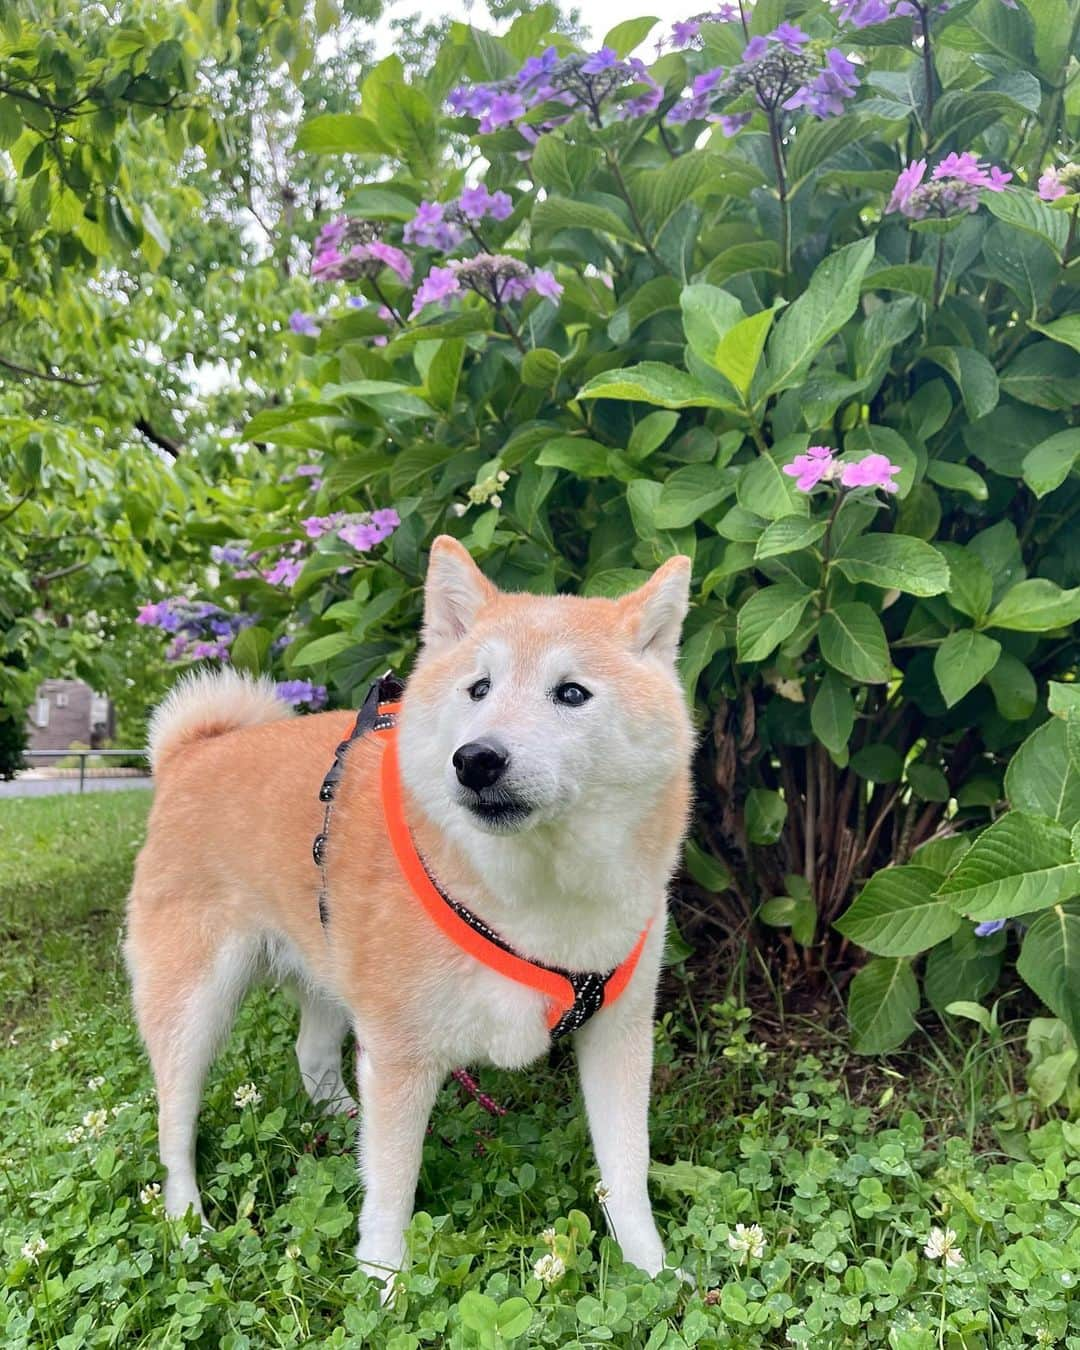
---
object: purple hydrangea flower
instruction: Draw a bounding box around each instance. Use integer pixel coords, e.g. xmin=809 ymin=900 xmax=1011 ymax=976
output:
xmin=1038 ymin=165 xmax=1080 ymax=200
xmin=262 ymin=557 xmax=303 ymax=586
xmin=719 ymin=112 xmax=752 ymax=136
xmin=275 ymin=679 xmax=328 ymax=710
xmin=582 ymin=47 xmax=619 ymax=74
xmin=888 ymin=153 xmax=1011 ymax=220
xmin=302 ymin=513 xmax=345 ymax=540
xmin=410 ymin=265 xmax=461 ymax=317
xmin=532 ymin=269 xmax=563 ymax=302
xmin=671 ymin=20 xmax=701 ymax=47
xmin=785 ymin=48 xmax=860 ymax=118
xmin=772 ymin=22 xmax=810 ymax=51
xmin=404 ymin=201 xmax=464 ymax=251
xmin=743 ymin=35 xmax=769 ymax=61
xmin=841 ymin=453 xmax=901 ymax=493
xmin=288 ymin=310 xmax=319 ymax=336
xmin=370 ymin=508 xmax=401 ymax=535
xmin=974 ymin=919 xmax=1006 ymax=937
xmin=339 ymin=522 xmax=381 ymax=551
xmin=479 ymin=91 xmax=526 ymax=132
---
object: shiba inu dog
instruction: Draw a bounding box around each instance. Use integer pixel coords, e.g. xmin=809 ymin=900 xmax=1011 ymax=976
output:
xmin=124 ymin=536 xmax=694 ymax=1293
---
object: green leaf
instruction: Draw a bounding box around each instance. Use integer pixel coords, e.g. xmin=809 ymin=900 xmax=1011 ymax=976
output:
xmin=925 ymin=460 xmax=988 ymax=502
xmin=1031 ymin=317 xmax=1080 ymax=358
xmin=603 ymin=16 xmax=659 ymax=55
xmin=765 ymin=238 xmax=876 ymax=395
xmin=291 ymin=632 xmax=355 ymax=666
xmin=295 ymin=112 xmax=390 ymax=155
xmin=1017 ymin=903 xmax=1080 ymax=1046
xmin=1049 ymin=682 xmax=1080 ymax=719
xmin=746 ymin=787 xmax=787 ymax=845
xmin=520 ymin=348 xmax=561 ymax=389
xmin=582 ymin=568 xmax=651 ymax=599
xmin=736 ymin=444 xmax=809 ymax=521
xmin=627 ymin=411 xmax=679 ymax=461
xmin=862 ymin=264 xmax=936 ymax=302
xmin=936 ymin=544 xmax=992 ymax=622
xmin=578 ymin=362 xmax=737 ymax=409
xmin=1022 ymin=429 xmax=1080 ymax=498
xmin=819 ymin=604 xmax=891 ymax=684
xmin=760 ymin=894 xmax=816 ymax=946
xmin=736 ymin=584 xmax=812 ymax=663
xmin=984 ymin=186 xmax=1069 ymax=255
xmin=833 ymin=535 xmax=949 ymax=597
xmin=788 ymin=115 xmax=872 ymax=184
xmin=535 ymin=437 xmax=612 ymax=478
xmin=230 ymin=626 xmax=271 ymax=677
xmin=850 ymin=745 xmax=903 ymax=783
xmin=244 ymin=402 xmax=338 ymax=439
xmin=1005 ymin=718 xmax=1080 ymax=826
xmin=532 ymin=195 xmax=636 ymax=244
xmin=986 ymin=578 xmax=1080 ymax=632
xmin=848 ymin=957 xmax=919 ymax=1054
xmin=907 ymin=763 xmax=950 ymax=801
xmin=836 ymin=866 xmax=959 ymax=958
xmin=985 ymin=651 xmax=1037 ymax=722
xmin=655 ymin=464 xmax=733 ymax=528
xmin=684 ymin=839 xmax=731 ymax=892
xmin=937 ymin=812 xmax=1080 ymax=921
xmin=933 ymin=630 xmax=1001 ymax=708
xmin=754 ymin=516 xmax=827 ymax=561
xmin=811 ymin=671 xmax=854 ymax=757
xmin=680 ymin=284 xmax=744 ymax=368
xmin=921 ymin=346 xmax=999 ymax=421
xmin=712 ymin=307 xmax=777 ymax=399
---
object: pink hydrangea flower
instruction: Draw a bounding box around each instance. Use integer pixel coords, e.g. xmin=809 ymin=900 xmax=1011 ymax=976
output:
xmin=262 ymin=557 xmax=303 ymax=586
xmin=410 ymin=265 xmax=461 ymax=317
xmin=841 ymin=453 xmax=901 ymax=493
xmin=784 ymin=445 xmax=838 ymax=491
xmin=1038 ymin=166 xmax=1073 ymax=201
xmin=532 ymin=269 xmax=563 ymax=302
xmin=302 ymin=514 xmax=344 ymax=540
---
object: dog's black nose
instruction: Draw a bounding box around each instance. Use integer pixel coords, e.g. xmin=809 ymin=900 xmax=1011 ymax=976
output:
xmin=453 ymin=740 xmax=509 ymax=791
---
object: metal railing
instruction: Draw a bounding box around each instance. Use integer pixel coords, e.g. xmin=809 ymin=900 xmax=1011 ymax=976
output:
xmin=23 ymin=749 xmax=150 ymax=793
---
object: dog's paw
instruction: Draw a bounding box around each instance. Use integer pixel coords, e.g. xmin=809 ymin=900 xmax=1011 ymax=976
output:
xmin=356 ymin=1244 xmax=405 ymax=1306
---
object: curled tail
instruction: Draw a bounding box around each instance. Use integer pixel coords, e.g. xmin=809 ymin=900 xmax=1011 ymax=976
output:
xmin=148 ymin=669 xmax=291 ymax=772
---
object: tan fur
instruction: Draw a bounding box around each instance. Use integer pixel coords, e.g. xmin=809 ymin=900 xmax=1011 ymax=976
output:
xmin=125 ymin=537 xmax=695 ymax=1286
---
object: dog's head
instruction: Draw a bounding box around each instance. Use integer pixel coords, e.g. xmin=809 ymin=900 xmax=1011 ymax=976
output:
xmin=400 ymin=536 xmax=693 ymax=840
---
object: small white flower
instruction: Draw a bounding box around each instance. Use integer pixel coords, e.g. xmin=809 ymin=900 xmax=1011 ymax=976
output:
xmin=64 ymin=1125 xmax=86 ymax=1144
xmin=496 ymin=470 xmax=510 ymax=485
xmin=233 ymin=1082 xmax=262 ymax=1109
xmin=110 ymin=1102 xmax=132 ymax=1117
xmin=82 ymin=1109 xmax=108 ymax=1138
xmin=139 ymin=1183 xmax=162 ymax=1207
xmin=924 ymin=1226 xmax=964 ymax=1267
xmin=540 ymin=1227 xmax=557 ymax=1248
xmin=490 ymin=494 xmax=502 ymax=509
xmin=49 ymin=1034 xmax=70 ymax=1052
xmin=285 ymin=1243 xmax=301 ymax=1261
xmin=451 ymin=502 xmax=469 ymax=517
xmin=727 ymin=1222 xmax=767 ymax=1264
xmin=533 ymin=1252 xmax=566 ymax=1287
xmin=86 ymin=1075 xmax=105 ymax=1091
xmin=21 ymin=1236 xmax=47 ymax=1264
xmin=594 ymin=1181 xmax=611 ymax=1204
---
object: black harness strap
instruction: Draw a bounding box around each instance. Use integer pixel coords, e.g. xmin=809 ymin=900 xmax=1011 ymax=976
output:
xmin=313 ymin=672 xmax=620 ymax=1041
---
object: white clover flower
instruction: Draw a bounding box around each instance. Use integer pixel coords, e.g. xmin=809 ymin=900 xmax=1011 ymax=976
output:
xmin=49 ymin=1034 xmax=70 ymax=1052
xmin=533 ymin=1252 xmax=566 ymax=1287
xmin=64 ymin=1125 xmax=86 ymax=1144
xmin=594 ymin=1181 xmax=611 ymax=1204
xmin=82 ymin=1109 xmax=108 ymax=1138
xmin=86 ymin=1075 xmax=105 ymax=1091
xmin=110 ymin=1102 xmax=132 ymax=1118
xmin=540 ymin=1227 xmax=557 ymax=1248
xmin=727 ymin=1222 xmax=767 ymax=1264
xmin=21 ymin=1236 xmax=47 ymax=1264
xmin=286 ymin=1243 xmax=301 ymax=1260
xmin=924 ymin=1226 xmax=964 ymax=1268
xmin=139 ymin=1183 xmax=162 ymax=1207
xmin=234 ymin=1082 xmax=262 ymax=1109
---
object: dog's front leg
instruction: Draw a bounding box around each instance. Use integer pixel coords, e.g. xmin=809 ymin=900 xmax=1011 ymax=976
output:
xmin=355 ymin=1053 xmax=441 ymax=1299
xmin=575 ymin=1000 xmax=665 ymax=1277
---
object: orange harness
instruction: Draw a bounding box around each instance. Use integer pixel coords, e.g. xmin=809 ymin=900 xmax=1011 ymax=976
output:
xmin=313 ymin=674 xmax=650 ymax=1041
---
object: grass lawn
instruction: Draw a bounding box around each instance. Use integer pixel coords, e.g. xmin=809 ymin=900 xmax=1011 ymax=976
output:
xmin=2 ymin=794 xmax=1079 ymax=1348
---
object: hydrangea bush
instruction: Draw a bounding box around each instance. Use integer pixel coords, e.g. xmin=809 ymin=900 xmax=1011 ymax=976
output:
xmin=141 ymin=0 xmax=1080 ymax=1058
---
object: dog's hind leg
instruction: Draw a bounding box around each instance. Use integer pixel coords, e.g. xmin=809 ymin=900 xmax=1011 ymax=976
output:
xmin=126 ymin=915 xmax=255 ymax=1222
xmin=295 ymin=985 xmax=358 ymax=1114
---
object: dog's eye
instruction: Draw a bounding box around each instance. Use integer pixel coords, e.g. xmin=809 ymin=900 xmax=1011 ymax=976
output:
xmin=468 ymin=678 xmax=491 ymax=701
xmin=554 ymin=682 xmax=591 ymax=708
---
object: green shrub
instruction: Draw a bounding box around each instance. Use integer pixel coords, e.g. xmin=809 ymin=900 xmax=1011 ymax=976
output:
xmin=136 ymin=0 xmax=1080 ymax=1057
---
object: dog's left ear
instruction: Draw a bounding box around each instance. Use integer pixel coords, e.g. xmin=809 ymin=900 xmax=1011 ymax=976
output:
xmin=620 ymin=555 xmax=692 ymax=664
xmin=422 ymin=535 xmax=498 ymax=653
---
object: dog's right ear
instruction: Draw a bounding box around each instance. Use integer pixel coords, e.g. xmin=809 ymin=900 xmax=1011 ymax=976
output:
xmin=422 ymin=536 xmax=497 ymax=652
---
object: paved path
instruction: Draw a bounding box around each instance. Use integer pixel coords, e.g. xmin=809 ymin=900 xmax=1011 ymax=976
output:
xmin=0 ymin=776 xmax=153 ymax=798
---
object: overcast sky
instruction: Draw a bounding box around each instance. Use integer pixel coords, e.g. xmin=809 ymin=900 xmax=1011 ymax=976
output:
xmin=368 ymin=0 xmax=637 ymax=56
